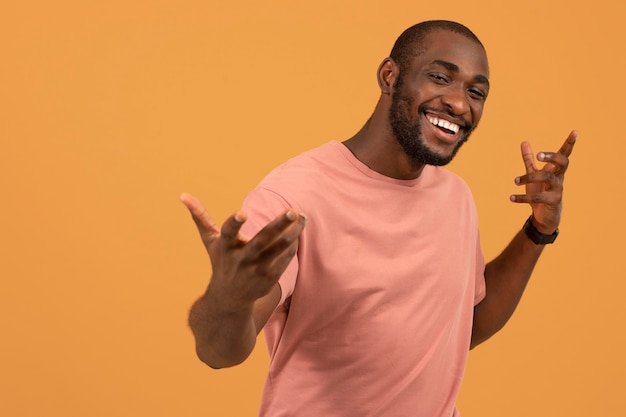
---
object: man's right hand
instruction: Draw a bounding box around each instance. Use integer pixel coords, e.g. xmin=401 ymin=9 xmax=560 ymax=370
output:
xmin=180 ymin=193 xmax=306 ymax=367
xmin=180 ymin=192 xmax=306 ymax=310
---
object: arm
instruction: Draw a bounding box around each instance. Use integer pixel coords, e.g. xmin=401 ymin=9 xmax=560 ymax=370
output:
xmin=471 ymin=131 xmax=577 ymax=348
xmin=180 ymin=193 xmax=306 ymax=368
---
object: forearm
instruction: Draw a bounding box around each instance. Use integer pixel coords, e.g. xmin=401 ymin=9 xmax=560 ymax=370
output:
xmin=188 ymin=285 xmax=257 ymax=369
xmin=471 ymin=228 xmax=545 ymax=348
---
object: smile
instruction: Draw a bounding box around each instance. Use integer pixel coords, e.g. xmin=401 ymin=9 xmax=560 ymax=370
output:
xmin=425 ymin=114 xmax=460 ymax=134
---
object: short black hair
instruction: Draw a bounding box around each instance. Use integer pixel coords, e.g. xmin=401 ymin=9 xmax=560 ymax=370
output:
xmin=389 ymin=20 xmax=484 ymax=73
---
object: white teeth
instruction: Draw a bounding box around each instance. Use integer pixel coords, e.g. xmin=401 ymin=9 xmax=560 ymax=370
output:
xmin=427 ymin=115 xmax=460 ymax=134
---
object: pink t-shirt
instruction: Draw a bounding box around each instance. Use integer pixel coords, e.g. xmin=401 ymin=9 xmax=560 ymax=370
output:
xmin=241 ymin=141 xmax=486 ymax=417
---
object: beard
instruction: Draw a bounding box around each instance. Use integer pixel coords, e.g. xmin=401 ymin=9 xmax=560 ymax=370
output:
xmin=388 ymin=81 xmax=474 ymax=167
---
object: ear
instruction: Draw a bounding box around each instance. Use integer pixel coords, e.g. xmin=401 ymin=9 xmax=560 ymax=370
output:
xmin=377 ymin=58 xmax=398 ymax=95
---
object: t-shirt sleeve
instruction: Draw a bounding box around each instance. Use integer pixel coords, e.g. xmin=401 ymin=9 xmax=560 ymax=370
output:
xmin=240 ymin=187 xmax=300 ymax=307
xmin=474 ymin=231 xmax=487 ymax=305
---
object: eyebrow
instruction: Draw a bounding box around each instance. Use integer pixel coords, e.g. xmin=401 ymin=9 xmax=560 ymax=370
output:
xmin=431 ymin=59 xmax=490 ymax=88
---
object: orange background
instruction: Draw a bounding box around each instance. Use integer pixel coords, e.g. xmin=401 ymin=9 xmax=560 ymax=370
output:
xmin=1 ymin=1 xmax=624 ymax=416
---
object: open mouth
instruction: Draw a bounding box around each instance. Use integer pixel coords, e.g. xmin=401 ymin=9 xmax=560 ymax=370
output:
xmin=425 ymin=113 xmax=460 ymax=135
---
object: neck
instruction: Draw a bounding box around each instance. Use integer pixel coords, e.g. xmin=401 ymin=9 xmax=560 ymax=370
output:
xmin=343 ymin=103 xmax=426 ymax=180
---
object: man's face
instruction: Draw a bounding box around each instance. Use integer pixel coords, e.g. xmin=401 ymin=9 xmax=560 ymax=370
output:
xmin=389 ymin=30 xmax=490 ymax=166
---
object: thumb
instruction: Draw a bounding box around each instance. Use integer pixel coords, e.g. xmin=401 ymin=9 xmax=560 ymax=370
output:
xmin=180 ymin=192 xmax=220 ymax=244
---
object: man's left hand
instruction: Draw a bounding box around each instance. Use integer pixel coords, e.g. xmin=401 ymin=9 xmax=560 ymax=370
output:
xmin=510 ymin=130 xmax=578 ymax=234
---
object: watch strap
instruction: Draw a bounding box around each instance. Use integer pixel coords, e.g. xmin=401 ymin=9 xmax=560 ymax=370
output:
xmin=523 ymin=215 xmax=559 ymax=245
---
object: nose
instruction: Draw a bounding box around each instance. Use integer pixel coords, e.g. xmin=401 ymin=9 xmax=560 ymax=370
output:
xmin=441 ymin=88 xmax=470 ymax=116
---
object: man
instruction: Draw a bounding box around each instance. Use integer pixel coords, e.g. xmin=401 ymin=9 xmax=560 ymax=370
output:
xmin=181 ymin=20 xmax=577 ymax=417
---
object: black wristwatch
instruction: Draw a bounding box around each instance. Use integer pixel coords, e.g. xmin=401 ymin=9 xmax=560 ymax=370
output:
xmin=523 ymin=215 xmax=559 ymax=245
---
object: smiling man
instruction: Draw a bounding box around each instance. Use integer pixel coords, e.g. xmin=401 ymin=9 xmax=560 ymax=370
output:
xmin=345 ymin=26 xmax=489 ymax=178
xmin=181 ymin=20 xmax=577 ymax=417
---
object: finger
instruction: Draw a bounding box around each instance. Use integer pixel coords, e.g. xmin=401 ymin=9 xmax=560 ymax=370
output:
xmin=220 ymin=211 xmax=248 ymax=246
xmin=254 ymin=213 xmax=306 ymax=262
xmin=257 ymin=239 xmax=300 ymax=281
xmin=180 ymin=192 xmax=220 ymax=237
xmin=515 ymin=171 xmax=561 ymax=190
xmin=246 ymin=210 xmax=306 ymax=256
xmin=558 ymin=130 xmax=578 ymax=158
xmin=537 ymin=130 xmax=577 ymax=175
xmin=520 ymin=141 xmax=536 ymax=174
xmin=509 ymin=191 xmax=561 ymax=205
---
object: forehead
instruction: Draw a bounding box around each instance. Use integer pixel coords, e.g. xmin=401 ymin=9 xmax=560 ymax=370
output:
xmin=410 ymin=30 xmax=489 ymax=77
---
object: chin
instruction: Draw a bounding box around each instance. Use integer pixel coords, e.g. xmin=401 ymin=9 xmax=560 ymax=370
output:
xmin=403 ymin=136 xmax=463 ymax=166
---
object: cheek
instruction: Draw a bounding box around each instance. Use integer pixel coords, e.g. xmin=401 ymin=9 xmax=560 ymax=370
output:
xmin=471 ymin=103 xmax=484 ymax=124
xmin=393 ymin=95 xmax=417 ymax=120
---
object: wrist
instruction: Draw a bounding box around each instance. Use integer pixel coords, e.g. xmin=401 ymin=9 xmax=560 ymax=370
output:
xmin=205 ymin=284 xmax=254 ymax=316
xmin=523 ymin=215 xmax=559 ymax=245
xmin=529 ymin=215 xmax=557 ymax=235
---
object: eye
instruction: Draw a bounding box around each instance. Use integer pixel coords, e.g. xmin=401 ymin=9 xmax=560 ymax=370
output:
xmin=468 ymin=88 xmax=487 ymax=101
xmin=429 ymin=73 xmax=449 ymax=84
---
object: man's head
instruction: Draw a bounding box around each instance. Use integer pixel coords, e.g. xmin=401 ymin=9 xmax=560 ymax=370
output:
xmin=382 ymin=21 xmax=489 ymax=166
xmin=389 ymin=20 xmax=484 ymax=77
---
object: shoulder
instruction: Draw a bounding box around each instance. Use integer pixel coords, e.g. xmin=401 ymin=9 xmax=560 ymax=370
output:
xmin=266 ymin=141 xmax=346 ymax=179
xmin=251 ymin=141 xmax=349 ymax=195
xmin=427 ymin=166 xmax=473 ymax=192
xmin=423 ymin=167 xmax=477 ymax=214
xmin=242 ymin=141 xmax=347 ymax=215
xmin=240 ymin=142 xmax=347 ymax=239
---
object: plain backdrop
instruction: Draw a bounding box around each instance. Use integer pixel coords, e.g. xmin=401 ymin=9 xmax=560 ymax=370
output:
xmin=1 ymin=1 xmax=624 ymax=416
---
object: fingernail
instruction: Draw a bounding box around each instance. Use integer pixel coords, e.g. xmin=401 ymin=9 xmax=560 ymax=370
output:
xmin=286 ymin=211 xmax=296 ymax=221
xmin=515 ymin=177 xmax=521 ymax=184
xmin=510 ymin=195 xmax=516 ymax=202
xmin=538 ymin=152 xmax=545 ymax=161
xmin=300 ymin=212 xmax=308 ymax=221
xmin=234 ymin=213 xmax=245 ymax=223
